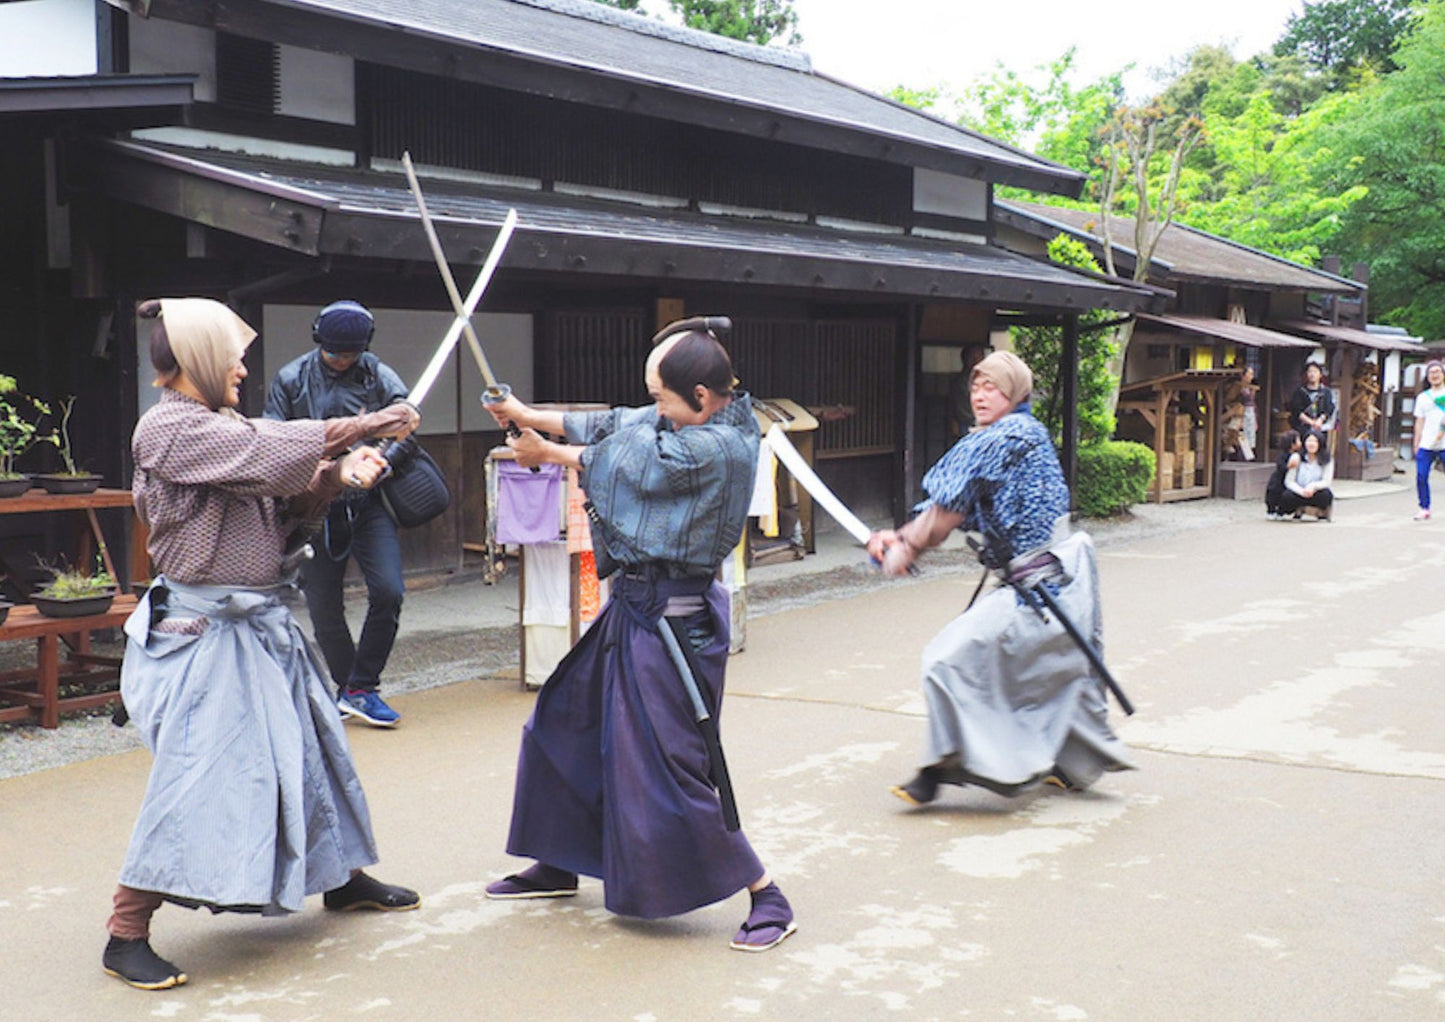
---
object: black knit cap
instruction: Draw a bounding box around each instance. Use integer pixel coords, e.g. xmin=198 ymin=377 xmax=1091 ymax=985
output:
xmin=312 ymin=300 xmax=375 ymax=352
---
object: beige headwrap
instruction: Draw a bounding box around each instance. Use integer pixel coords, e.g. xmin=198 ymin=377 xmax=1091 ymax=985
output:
xmin=970 ymin=350 xmax=1033 ymax=409
xmin=156 ymin=298 xmax=257 ymax=411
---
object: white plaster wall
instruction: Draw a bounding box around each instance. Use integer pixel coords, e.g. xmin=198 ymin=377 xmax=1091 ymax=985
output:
xmin=0 ymin=0 xmax=96 ymax=77
xmin=128 ymin=14 xmax=216 ymax=102
xmin=913 ymin=167 xmax=988 ymax=221
xmin=277 ymin=43 xmax=354 ymax=125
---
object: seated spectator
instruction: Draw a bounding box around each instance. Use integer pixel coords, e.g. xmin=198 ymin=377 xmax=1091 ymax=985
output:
xmin=1265 ymin=430 xmax=1302 ymax=520
xmin=1279 ymin=429 xmax=1334 ymax=521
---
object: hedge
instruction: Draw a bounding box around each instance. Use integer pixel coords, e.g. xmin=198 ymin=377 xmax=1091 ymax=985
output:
xmin=1076 ymin=440 xmax=1156 ymax=518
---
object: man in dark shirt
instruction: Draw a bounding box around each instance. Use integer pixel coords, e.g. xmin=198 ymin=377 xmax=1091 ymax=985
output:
xmin=265 ymin=301 xmax=418 ymax=727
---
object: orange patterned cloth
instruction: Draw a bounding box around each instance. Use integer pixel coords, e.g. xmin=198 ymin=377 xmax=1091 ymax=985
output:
xmin=566 ymin=468 xmax=593 ymax=554
xmin=578 ymin=550 xmax=601 ymax=623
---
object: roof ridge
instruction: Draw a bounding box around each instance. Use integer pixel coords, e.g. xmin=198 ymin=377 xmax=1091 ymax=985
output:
xmin=504 ymin=0 xmax=811 ymax=72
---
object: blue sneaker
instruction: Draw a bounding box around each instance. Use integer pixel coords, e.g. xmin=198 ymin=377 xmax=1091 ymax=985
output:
xmin=338 ymin=689 xmax=401 ymax=727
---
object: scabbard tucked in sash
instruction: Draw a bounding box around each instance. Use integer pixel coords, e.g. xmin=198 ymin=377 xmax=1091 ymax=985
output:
xmin=656 ymin=614 xmax=741 ymax=832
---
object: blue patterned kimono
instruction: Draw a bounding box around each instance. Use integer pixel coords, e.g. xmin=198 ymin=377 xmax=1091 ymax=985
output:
xmin=914 ymin=407 xmax=1133 ymax=793
xmin=920 ymin=406 xmax=1067 ymax=555
xmin=502 ymin=394 xmax=765 ymax=918
xmin=564 ymin=395 xmax=759 ymax=576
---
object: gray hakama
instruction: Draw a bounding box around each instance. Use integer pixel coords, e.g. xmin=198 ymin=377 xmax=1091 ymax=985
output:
xmin=118 ymin=579 xmax=378 ymax=914
xmin=920 ymin=530 xmax=1133 ymax=794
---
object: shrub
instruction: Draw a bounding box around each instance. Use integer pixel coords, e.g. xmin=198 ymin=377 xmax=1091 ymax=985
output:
xmin=1076 ymin=440 xmax=1155 ymax=518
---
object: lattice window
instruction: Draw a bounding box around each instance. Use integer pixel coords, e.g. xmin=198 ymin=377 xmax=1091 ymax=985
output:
xmin=216 ymin=33 xmax=279 ymax=116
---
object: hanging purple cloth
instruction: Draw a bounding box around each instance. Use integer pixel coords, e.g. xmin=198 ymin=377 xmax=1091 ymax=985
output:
xmin=495 ymin=461 xmax=563 ymax=545
xmin=503 ymin=574 xmax=763 ymax=919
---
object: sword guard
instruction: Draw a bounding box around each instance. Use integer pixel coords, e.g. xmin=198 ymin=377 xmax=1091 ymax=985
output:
xmin=480 ymin=383 xmax=513 ymax=407
xmin=481 ymin=385 xmax=540 ymax=473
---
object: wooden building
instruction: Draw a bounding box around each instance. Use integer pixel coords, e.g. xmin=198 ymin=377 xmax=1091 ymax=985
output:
xmin=1 ymin=0 xmax=1161 ymax=580
xmin=995 ymin=200 xmax=1422 ymax=495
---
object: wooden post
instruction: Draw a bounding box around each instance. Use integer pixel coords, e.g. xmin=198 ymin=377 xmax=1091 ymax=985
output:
xmin=898 ymin=304 xmax=920 ymax=524
xmin=1060 ymin=314 xmax=1080 ymax=503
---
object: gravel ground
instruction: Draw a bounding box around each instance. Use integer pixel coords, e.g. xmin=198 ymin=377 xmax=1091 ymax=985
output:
xmin=0 ymin=493 xmax=1320 ymax=780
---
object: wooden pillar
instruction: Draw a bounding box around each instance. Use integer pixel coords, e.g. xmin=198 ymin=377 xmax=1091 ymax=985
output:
xmin=1060 ymin=314 xmax=1080 ymax=503
xmin=897 ymin=304 xmax=920 ymax=525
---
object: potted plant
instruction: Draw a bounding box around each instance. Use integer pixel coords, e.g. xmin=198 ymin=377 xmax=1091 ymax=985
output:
xmin=37 ymin=395 xmax=103 ymax=494
xmin=32 ymin=557 xmax=117 ymax=618
xmin=0 ymin=374 xmax=52 ymax=498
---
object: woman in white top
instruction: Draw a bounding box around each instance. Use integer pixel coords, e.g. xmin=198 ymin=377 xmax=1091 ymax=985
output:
xmin=1280 ymin=429 xmax=1335 ymax=521
xmin=1412 ymin=360 xmax=1445 ymax=521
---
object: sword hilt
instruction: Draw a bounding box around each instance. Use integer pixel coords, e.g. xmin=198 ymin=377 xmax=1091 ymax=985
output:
xmin=481 ymin=384 xmax=540 ymax=473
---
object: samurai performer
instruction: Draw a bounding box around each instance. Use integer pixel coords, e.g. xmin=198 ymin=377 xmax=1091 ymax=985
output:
xmin=104 ymin=299 xmax=421 ymax=991
xmin=867 ymin=351 xmax=1134 ymax=806
xmin=482 ymin=319 xmax=796 ymax=953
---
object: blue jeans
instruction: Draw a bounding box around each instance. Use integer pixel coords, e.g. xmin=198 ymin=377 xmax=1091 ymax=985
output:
xmin=1419 ymin=448 xmax=1445 ymax=510
xmin=304 ymin=496 xmax=404 ymax=694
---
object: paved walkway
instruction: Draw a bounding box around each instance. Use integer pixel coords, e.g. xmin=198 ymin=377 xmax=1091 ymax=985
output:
xmin=3 ymin=481 xmax=1443 ymax=1020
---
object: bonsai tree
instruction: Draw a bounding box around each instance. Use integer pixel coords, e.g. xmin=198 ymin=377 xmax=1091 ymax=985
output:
xmin=43 ymin=395 xmax=88 ymax=476
xmin=0 ymin=375 xmax=53 ymax=479
xmin=35 ymin=555 xmax=116 ymax=599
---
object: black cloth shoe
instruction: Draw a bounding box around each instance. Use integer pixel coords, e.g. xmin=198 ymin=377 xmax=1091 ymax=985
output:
xmin=323 ymin=871 xmax=421 ymax=912
xmin=102 ymin=936 xmax=188 ymax=990
xmin=891 ymin=765 xmax=943 ymax=807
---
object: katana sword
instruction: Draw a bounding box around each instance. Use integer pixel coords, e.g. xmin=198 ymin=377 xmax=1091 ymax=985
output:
xmin=401 ymin=152 xmax=533 ymax=469
xmin=402 ymin=152 xmax=515 ymax=401
xmin=761 ymin=424 xmax=872 ymax=545
xmin=404 ymin=186 xmax=519 ymax=408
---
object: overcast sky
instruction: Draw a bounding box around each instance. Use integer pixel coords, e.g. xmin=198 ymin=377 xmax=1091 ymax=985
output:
xmin=787 ymin=0 xmax=1307 ymax=101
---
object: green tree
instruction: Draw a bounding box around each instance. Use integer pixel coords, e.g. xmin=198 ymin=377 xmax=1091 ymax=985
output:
xmin=668 ymin=0 xmax=801 ymax=46
xmin=1328 ymin=0 xmax=1445 ymax=337
xmin=590 ymin=0 xmax=645 ymax=8
xmin=952 ymin=48 xmax=1124 ymax=185
xmin=1275 ymin=0 xmax=1419 ymax=84
xmin=1181 ymin=89 xmax=1364 ymax=266
xmin=1010 ymin=235 xmax=1119 ymax=448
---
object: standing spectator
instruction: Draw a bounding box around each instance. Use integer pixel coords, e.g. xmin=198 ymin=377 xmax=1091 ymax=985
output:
xmin=1279 ymin=429 xmax=1334 ymax=521
xmin=1288 ymin=362 xmax=1335 ymax=437
xmin=1238 ymin=365 xmax=1259 ymax=461
xmin=265 ymin=301 xmax=419 ymax=727
xmin=1412 ymin=359 xmax=1445 ymax=521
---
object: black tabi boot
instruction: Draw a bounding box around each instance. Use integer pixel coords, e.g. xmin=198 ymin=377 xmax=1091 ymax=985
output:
xmin=323 ymin=871 xmax=421 ymax=912
xmin=102 ymin=936 xmax=188 ymax=991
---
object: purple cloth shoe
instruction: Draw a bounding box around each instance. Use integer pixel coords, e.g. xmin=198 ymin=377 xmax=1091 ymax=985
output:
xmin=485 ymin=863 xmax=579 ymax=900
xmin=730 ymin=882 xmax=797 ymax=952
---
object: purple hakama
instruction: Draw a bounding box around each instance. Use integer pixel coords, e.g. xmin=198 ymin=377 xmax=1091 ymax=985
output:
xmin=505 ymin=575 xmax=763 ymax=919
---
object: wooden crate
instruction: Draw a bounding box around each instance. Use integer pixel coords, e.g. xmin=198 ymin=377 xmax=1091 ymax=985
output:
xmin=1179 ymin=450 xmax=1196 ymax=486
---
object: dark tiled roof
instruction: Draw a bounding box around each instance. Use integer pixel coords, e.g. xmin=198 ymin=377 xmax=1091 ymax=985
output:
xmin=996 ymin=200 xmax=1363 ymax=294
xmin=269 ymin=0 xmax=1082 ymax=191
xmin=90 ymin=140 xmax=1160 ymax=312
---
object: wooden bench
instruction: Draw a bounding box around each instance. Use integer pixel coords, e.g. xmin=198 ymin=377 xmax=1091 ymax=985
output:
xmin=0 ymin=595 xmax=139 ymax=729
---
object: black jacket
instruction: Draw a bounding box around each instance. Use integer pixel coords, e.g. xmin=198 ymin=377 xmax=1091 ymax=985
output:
xmin=1287 ymin=384 xmax=1334 ymax=435
xmin=264 ymin=350 xmax=417 ymax=471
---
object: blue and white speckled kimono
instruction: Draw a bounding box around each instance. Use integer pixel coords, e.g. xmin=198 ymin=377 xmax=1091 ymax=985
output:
xmin=915 ymin=408 xmax=1133 ymax=794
